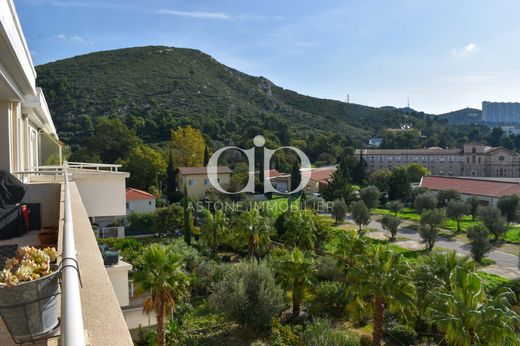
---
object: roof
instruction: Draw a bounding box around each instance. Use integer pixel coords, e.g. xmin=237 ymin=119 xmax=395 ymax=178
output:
xmin=177 ymin=166 xmax=232 ymax=175
xmin=302 ymin=167 xmax=336 ymax=183
xmin=420 ymin=176 xmax=520 ymax=198
xmin=358 ymin=148 xmax=463 ymax=155
xmin=126 ymin=188 xmax=157 ymax=201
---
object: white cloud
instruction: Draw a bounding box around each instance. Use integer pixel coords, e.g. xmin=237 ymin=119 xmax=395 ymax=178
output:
xmin=154 ymin=9 xmax=230 ymax=20
xmin=53 ymin=34 xmax=92 ymax=44
xmin=450 ymin=42 xmax=479 ymax=59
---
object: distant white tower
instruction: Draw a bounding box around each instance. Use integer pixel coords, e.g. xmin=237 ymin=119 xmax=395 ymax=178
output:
xmin=346 ymin=94 xmax=350 ymax=103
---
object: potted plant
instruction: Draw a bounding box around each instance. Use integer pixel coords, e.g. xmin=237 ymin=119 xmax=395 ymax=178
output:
xmin=0 ymin=246 xmax=59 ymax=343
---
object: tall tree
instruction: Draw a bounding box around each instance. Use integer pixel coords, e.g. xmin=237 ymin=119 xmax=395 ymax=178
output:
xmin=202 ymin=210 xmax=229 ymax=254
xmin=322 ymin=155 xmax=352 ymax=202
xmin=381 ymin=215 xmax=401 ymax=241
xmin=497 ymin=194 xmax=520 ymax=229
xmin=283 ymin=209 xmax=317 ymax=250
xmin=437 ymin=189 xmax=461 ymax=208
xmin=419 ymin=208 xmax=445 ymax=251
xmin=388 ymin=166 xmax=411 ymax=201
xmin=446 ymin=199 xmax=469 ymax=233
xmin=203 ymin=146 xmax=210 ymax=166
xmin=275 ymin=247 xmax=315 ymax=319
xmin=87 ymin=117 xmax=139 ymax=163
xmin=331 ymin=198 xmax=348 ymax=224
xmin=368 ymin=169 xmax=392 ymax=196
xmin=405 ymin=163 xmax=430 ymax=182
xmin=414 ymin=191 xmax=437 ymax=214
xmin=386 ymin=200 xmax=403 ymax=216
xmin=170 ymin=126 xmax=205 ymax=167
xmin=166 ymin=150 xmax=176 ymax=199
xmin=478 ymin=206 xmax=506 ymax=240
xmin=467 ymin=224 xmax=492 ymax=263
xmin=465 ymin=195 xmax=480 ymax=221
xmin=350 ymin=200 xmax=371 ymax=231
xmin=182 ymin=185 xmax=192 ymax=245
xmin=236 ymin=208 xmax=273 ymax=257
xmin=351 ymin=149 xmax=366 ymax=183
xmin=134 ymin=244 xmax=190 ymax=346
xmin=290 ymin=161 xmax=301 ymax=192
xmin=348 ymin=245 xmax=416 ymax=346
xmin=123 ymin=145 xmax=167 ymax=191
xmin=359 ymin=185 xmax=380 ymax=210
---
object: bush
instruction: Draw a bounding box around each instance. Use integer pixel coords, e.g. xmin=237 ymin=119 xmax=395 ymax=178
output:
xmin=153 ymin=204 xmax=183 ymax=236
xmin=315 ymin=256 xmax=341 ymax=281
xmin=302 ymin=318 xmax=360 ymax=346
xmin=359 ymin=334 xmax=373 ymax=346
xmin=166 ymin=238 xmax=203 ymax=272
xmin=414 ymin=192 xmax=437 ymax=213
xmin=191 ymin=260 xmax=228 ymax=296
xmin=269 ymin=318 xmax=302 ymax=346
xmin=209 ymin=260 xmax=285 ymax=330
xmin=127 ymin=211 xmax=154 ymax=230
xmin=385 ymin=324 xmax=417 ymax=346
xmin=310 ymin=281 xmax=349 ymax=317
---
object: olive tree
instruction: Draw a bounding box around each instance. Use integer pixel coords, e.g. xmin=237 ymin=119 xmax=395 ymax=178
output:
xmin=414 ymin=192 xmax=437 ymax=214
xmin=359 ymin=185 xmax=380 ymax=210
xmin=381 ymin=215 xmax=401 ymax=241
xmin=349 ymin=200 xmax=371 ymax=232
xmin=446 ymin=200 xmax=469 ymax=233
xmin=467 ymin=224 xmax=492 ymax=263
xmin=419 ymin=208 xmax=445 ymax=251
xmin=478 ymin=206 xmax=506 ymax=241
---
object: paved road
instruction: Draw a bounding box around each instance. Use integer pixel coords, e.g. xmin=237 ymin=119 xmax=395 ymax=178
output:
xmin=346 ymin=217 xmax=520 ymax=270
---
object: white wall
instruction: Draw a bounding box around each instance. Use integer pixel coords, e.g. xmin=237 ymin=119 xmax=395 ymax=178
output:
xmin=127 ymin=198 xmax=156 ymax=214
xmin=105 ymin=260 xmax=132 ymax=307
xmin=73 ymin=172 xmax=128 ymax=218
xmin=124 ymin=307 xmax=156 ymax=330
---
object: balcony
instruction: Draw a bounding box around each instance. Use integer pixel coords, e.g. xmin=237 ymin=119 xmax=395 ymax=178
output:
xmin=0 ymin=168 xmax=133 ymax=345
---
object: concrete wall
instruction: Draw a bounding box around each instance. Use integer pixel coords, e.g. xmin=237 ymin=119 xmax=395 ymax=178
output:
xmin=124 ymin=307 xmax=156 ymax=330
xmin=106 ymin=260 xmax=132 ymax=307
xmin=178 ymin=173 xmax=231 ymax=198
xmin=23 ymin=183 xmax=60 ymax=228
xmin=73 ymin=172 xmax=127 ymax=218
xmin=127 ymin=199 xmax=156 ymax=214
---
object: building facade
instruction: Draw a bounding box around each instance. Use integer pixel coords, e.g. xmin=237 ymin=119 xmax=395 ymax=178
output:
xmin=126 ymin=188 xmax=157 ymax=214
xmin=482 ymin=101 xmax=520 ymax=124
xmin=177 ymin=166 xmax=232 ymax=198
xmin=358 ymin=144 xmax=519 ymax=178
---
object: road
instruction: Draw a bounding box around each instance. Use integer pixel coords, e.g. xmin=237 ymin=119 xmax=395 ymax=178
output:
xmin=346 ymin=216 xmax=520 ymax=270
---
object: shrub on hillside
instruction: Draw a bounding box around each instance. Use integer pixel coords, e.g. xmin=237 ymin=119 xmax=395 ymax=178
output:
xmin=301 ymin=318 xmax=360 ymax=346
xmin=385 ymin=324 xmax=417 ymax=346
xmin=310 ymin=281 xmax=349 ymax=317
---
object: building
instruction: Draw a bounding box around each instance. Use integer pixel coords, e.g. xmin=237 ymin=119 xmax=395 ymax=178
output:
xmin=126 ymin=188 xmax=157 ymax=214
xmin=302 ymin=166 xmax=336 ymax=194
xmin=501 ymin=125 xmax=520 ymax=136
xmin=265 ymin=169 xmax=291 ymax=192
xmin=177 ymin=166 xmax=232 ymax=198
xmin=420 ymin=175 xmax=520 ymax=206
xmin=0 ymin=2 xmax=133 ymax=344
xmin=358 ymin=143 xmax=519 ymax=178
xmin=482 ymin=101 xmax=520 ymax=124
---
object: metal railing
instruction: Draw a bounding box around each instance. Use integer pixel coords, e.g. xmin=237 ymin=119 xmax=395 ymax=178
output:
xmin=67 ymin=161 xmax=121 ymax=172
xmin=61 ymin=168 xmax=86 ymax=346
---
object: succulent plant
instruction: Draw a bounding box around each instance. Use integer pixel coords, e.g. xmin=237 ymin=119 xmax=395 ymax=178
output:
xmin=0 ymin=246 xmax=58 ymax=287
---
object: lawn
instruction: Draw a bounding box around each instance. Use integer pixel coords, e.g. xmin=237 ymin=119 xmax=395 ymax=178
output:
xmin=261 ymin=195 xmax=301 ymax=217
xmin=373 ymin=207 xmax=421 ymax=222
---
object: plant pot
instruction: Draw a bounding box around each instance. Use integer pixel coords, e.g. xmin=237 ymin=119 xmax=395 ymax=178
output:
xmin=0 ymin=268 xmax=60 ymax=342
xmin=39 ymin=231 xmax=58 ymax=245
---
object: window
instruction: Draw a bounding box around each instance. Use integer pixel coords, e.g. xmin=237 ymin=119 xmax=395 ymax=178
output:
xmin=204 ymin=179 xmax=209 ymax=186
xmin=126 ymin=202 xmax=129 ymax=209
xmin=387 ymin=156 xmax=392 ymax=162
xmin=478 ymin=157 xmax=481 ymax=164
xmin=472 ymin=156 xmax=475 ymax=164
xmin=467 ymin=157 xmax=469 ymax=163
xmin=472 ymin=147 xmax=476 ymax=154
xmin=189 ymin=179 xmax=196 ymax=186
xmin=430 ymin=156 xmax=435 ymax=162
xmin=149 ymin=201 xmax=152 ymax=206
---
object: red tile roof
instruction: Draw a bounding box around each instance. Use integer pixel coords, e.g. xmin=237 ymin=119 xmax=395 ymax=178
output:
xmin=126 ymin=188 xmax=157 ymax=201
xmin=420 ymin=176 xmax=520 ymax=198
xmin=177 ymin=166 xmax=232 ymax=175
xmin=302 ymin=167 xmax=336 ymax=183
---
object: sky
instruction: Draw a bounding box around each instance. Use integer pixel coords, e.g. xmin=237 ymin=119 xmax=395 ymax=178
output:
xmin=15 ymin=0 xmax=520 ymax=114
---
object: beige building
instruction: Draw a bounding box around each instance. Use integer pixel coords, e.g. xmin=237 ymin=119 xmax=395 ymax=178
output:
xmin=358 ymin=144 xmax=519 ymax=178
xmin=177 ymin=166 xmax=232 ymax=198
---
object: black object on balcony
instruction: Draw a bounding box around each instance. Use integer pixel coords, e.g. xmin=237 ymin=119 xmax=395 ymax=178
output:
xmin=99 ymin=244 xmax=120 ymax=266
xmin=0 ymin=170 xmax=26 ymax=240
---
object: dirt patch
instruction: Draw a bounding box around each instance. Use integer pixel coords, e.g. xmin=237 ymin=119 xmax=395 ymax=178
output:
xmin=393 ymin=240 xmax=426 ymax=251
xmin=366 ymin=231 xmax=388 ymax=241
xmin=479 ymin=265 xmax=520 ymax=280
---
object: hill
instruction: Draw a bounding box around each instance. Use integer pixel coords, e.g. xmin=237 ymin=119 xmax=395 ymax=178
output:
xmin=35 ymin=46 xmax=442 ymax=151
xmin=438 ymin=107 xmax=482 ymax=125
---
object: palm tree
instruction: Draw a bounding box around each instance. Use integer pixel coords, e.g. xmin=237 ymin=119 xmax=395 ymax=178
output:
xmin=427 ymin=271 xmax=520 ymax=346
xmin=333 ymin=229 xmax=367 ymax=275
xmin=347 ymin=245 xmax=416 ymax=346
xmin=202 ymin=209 xmax=229 ymax=253
xmin=275 ymin=247 xmax=314 ymax=319
xmin=282 ymin=209 xmax=317 ymax=250
xmin=134 ymin=244 xmax=190 ymax=346
xmin=236 ymin=207 xmax=273 ymax=257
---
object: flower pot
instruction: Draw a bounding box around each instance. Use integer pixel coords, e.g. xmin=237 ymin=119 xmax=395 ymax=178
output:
xmin=0 ymin=268 xmax=59 ymax=342
xmin=39 ymin=231 xmax=58 ymax=246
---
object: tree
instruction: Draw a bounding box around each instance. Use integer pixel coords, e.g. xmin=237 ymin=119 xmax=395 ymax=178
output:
xmin=437 ymin=189 xmax=461 ymax=208
xmin=497 ymin=194 xmax=520 ymax=229
xmin=414 ymin=192 xmax=437 ymax=214
xmin=203 ymin=146 xmax=210 ymax=166
xmin=349 ymin=200 xmax=371 ymax=231
xmin=465 ymin=195 xmax=480 ymax=220
xmin=322 ymin=157 xmax=352 ymax=202
xmin=290 ymin=161 xmax=301 ymax=192
xmin=166 ymin=150 xmax=176 ymax=200
xmin=405 ymin=163 xmax=430 ymax=182
xmin=275 ymin=247 xmax=315 ymax=319
xmin=182 ymin=185 xmax=192 ymax=245
xmin=283 ymin=209 xmax=317 ymax=250
xmin=419 ymin=208 xmax=445 ymax=251
xmin=134 ymin=244 xmax=190 ymax=346
xmin=209 ymin=260 xmax=284 ymax=330
xmin=153 ymin=205 xmax=184 ymax=236
xmin=170 ymin=126 xmax=205 ymax=167
xmin=388 ymin=166 xmax=411 ymax=201
xmin=87 ymin=117 xmax=139 ymax=163
xmin=369 ymin=169 xmax=392 ymax=195
xmin=467 ymin=224 xmax=492 ymax=263
xmin=348 ymin=245 xmax=416 ymax=346
xmin=386 ymin=200 xmax=403 ymax=216
xmin=381 ymin=215 xmax=401 ymax=241
xmin=446 ymin=200 xmax=469 ymax=233
xmin=427 ymin=271 xmax=519 ymax=346
xmin=351 ymin=149 xmax=366 ymax=183
xmin=123 ymin=145 xmax=167 ymax=191
xmin=334 ymin=229 xmax=368 ymax=275
xmin=236 ymin=208 xmax=273 ymax=257
xmin=478 ymin=206 xmax=506 ymax=240
xmin=201 ymin=210 xmax=229 ymax=254
xmin=359 ymin=185 xmax=380 ymax=210
xmin=331 ymin=199 xmax=348 ymax=224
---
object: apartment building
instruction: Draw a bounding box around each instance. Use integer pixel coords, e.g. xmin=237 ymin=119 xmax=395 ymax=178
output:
xmin=482 ymin=101 xmax=520 ymax=124
xmin=0 ymin=1 xmax=133 ymax=345
xmin=358 ymin=144 xmax=519 ymax=178
xmin=177 ymin=166 xmax=231 ymax=198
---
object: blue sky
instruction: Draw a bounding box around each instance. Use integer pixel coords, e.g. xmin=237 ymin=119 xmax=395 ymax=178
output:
xmin=16 ymin=0 xmax=520 ymax=114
